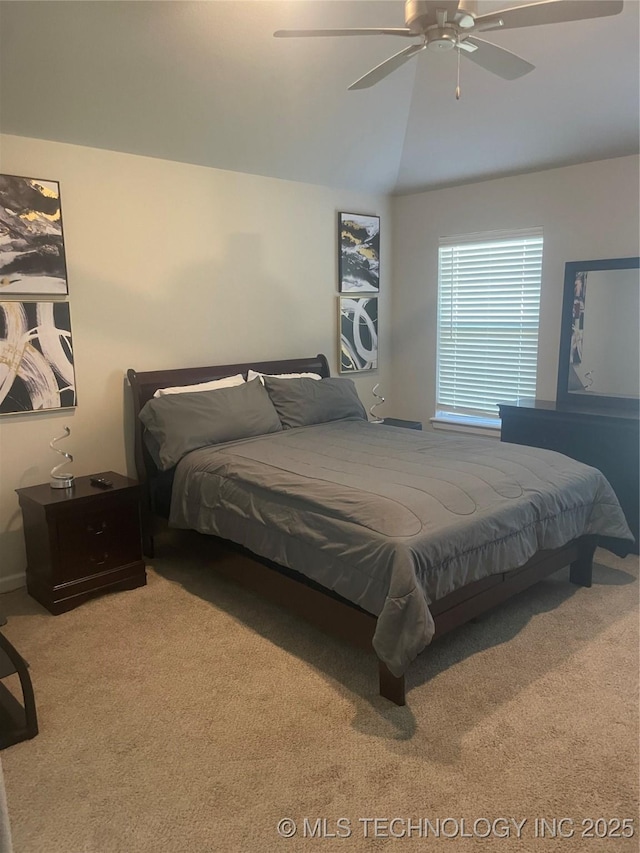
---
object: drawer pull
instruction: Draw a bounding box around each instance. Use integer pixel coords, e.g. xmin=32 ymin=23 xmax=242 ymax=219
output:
xmin=87 ymin=521 xmax=107 ymax=535
xmin=90 ymin=552 xmax=109 ymax=566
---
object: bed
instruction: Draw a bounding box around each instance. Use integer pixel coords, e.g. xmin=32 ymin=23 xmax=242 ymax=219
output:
xmin=127 ymin=354 xmax=634 ymax=705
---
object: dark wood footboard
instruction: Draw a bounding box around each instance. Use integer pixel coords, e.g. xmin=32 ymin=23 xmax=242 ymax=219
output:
xmin=179 ymin=534 xmax=596 ymax=707
xmin=431 ymin=537 xmax=595 ymax=640
xmin=375 ymin=536 xmax=596 ymax=706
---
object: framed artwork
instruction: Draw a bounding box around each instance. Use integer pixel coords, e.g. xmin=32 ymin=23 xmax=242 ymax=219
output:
xmin=0 ymin=301 xmax=76 ymax=414
xmin=340 ymin=296 xmax=378 ymax=373
xmin=338 ymin=212 xmax=379 ymax=293
xmin=0 ymin=174 xmax=69 ymax=295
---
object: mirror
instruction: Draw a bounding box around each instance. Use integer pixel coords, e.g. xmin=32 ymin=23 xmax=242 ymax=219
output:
xmin=557 ymin=257 xmax=640 ymax=409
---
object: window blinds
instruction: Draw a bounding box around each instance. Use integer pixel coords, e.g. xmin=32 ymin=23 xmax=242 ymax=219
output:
xmin=436 ymin=229 xmax=543 ymax=425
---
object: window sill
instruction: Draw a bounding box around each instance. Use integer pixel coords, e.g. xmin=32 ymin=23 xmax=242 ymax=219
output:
xmin=430 ymin=417 xmax=502 ymax=439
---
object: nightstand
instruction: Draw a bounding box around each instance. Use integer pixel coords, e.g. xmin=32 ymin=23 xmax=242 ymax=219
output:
xmin=16 ymin=472 xmax=146 ymax=615
xmin=381 ymin=417 xmax=422 ymax=430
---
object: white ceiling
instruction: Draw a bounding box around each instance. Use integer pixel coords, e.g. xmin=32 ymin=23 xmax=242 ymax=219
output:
xmin=1 ymin=0 xmax=638 ymax=195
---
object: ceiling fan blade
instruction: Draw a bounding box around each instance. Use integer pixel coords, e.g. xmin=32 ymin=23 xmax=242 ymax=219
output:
xmin=457 ymin=39 xmax=479 ymax=53
xmin=348 ymin=44 xmax=426 ymax=90
xmin=474 ymin=0 xmax=624 ymax=32
xmin=274 ymin=28 xmax=413 ymax=38
xmin=461 ymin=37 xmax=535 ymax=79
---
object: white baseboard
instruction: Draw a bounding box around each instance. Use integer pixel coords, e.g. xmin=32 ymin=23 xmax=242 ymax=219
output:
xmin=0 ymin=573 xmax=26 ymax=594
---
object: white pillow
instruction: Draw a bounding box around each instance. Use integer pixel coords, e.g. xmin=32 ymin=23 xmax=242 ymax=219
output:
xmin=247 ymin=369 xmax=322 ymax=384
xmin=153 ymin=373 xmax=245 ymax=398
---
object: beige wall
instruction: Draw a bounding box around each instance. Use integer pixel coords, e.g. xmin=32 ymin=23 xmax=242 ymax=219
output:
xmin=389 ymin=155 xmax=640 ymax=425
xmin=0 ymin=134 xmax=391 ymax=588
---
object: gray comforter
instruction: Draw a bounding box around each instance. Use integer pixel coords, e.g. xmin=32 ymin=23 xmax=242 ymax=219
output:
xmin=169 ymin=420 xmax=632 ymax=676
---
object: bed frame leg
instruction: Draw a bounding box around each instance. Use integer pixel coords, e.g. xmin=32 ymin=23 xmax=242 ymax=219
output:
xmin=569 ymin=537 xmax=596 ymax=588
xmin=140 ymin=501 xmax=155 ymax=559
xmin=143 ymin=532 xmax=155 ymax=560
xmin=378 ymin=660 xmax=406 ymax=706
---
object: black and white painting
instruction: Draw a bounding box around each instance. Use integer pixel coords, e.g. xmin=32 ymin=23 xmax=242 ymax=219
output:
xmin=0 ymin=301 xmax=76 ymax=414
xmin=339 ymin=212 xmax=380 ymax=293
xmin=0 ymin=174 xmax=69 ymax=294
xmin=340 ymin=296 xmax=378 ymax=372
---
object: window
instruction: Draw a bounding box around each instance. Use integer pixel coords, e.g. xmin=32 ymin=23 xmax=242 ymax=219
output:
xmin=436 ymin=229 xmax=543 ymax=430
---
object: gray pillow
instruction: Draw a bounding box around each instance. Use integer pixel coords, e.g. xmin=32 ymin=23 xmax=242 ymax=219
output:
xmin=263 ymin=376 xmax=367 ymax=429
xmin=139 ymin=378 xmax=282 ymax=470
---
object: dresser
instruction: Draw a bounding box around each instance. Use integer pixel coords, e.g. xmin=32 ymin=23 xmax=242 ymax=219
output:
xmin=498 ymin=399 xmax=639 ymax=551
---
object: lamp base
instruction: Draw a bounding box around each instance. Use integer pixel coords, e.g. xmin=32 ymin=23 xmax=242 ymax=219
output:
xmin=50 ymin=475 xmax=75 ymax=489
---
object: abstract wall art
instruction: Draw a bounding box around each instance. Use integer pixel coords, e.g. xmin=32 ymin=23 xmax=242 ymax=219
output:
xmin=340 ymin=295 xmax=378 ymax=373
xmin=0 ymin=301 xmax=76 ymax=414
xmin=338 ymin=212 xmax=380 ymax=293
xmin=0 ymin=174 xmax=69 ymax=295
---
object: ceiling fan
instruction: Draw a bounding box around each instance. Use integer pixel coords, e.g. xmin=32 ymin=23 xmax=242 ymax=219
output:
xmin=274 ymin=0 xmax=624 ymax=91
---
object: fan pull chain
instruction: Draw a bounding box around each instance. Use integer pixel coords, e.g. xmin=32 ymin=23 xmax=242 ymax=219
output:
xmin=455 ymin=44 xmax=461 ymax=100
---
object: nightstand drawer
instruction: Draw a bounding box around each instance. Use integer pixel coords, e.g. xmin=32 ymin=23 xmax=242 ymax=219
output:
xmin=56 ymin=501 xmax=141 ymax=583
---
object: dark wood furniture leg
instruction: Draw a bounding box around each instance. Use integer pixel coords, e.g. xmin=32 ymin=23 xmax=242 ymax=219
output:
xmin=378 ymin=661 xmax=406 ymax=706
xmin=142 ymin=506 xmax=155 ymax=559
xmin=569 ymin=536 xmax=596 ymax=587
xmin=0 ymin=631 xmax=38 ymax=749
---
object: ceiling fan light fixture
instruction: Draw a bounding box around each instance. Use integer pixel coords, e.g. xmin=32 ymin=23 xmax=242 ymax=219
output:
xmin=426 ymin=27 xmax=458 ymax=51
xmin=457 ymin=13 xmax=475 ymax=29
xmin=455 ymin=0 xmax=478 ymax=30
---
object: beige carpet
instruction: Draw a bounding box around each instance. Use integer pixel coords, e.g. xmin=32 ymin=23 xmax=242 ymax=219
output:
xmin=1 ymin=532 xmax=638 ymax=852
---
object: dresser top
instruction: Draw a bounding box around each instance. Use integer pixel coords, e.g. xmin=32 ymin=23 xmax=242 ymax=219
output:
xmin=499 ymin=398 xmax=639 ymax=421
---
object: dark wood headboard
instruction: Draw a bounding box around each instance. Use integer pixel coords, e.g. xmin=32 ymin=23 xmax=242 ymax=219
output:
xmin=127 ymin=354 xmax=330 ymax=553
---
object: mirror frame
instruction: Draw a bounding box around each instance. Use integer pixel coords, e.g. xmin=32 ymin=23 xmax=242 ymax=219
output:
xmin=557 ymin=256 xmax=640 ymax=411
